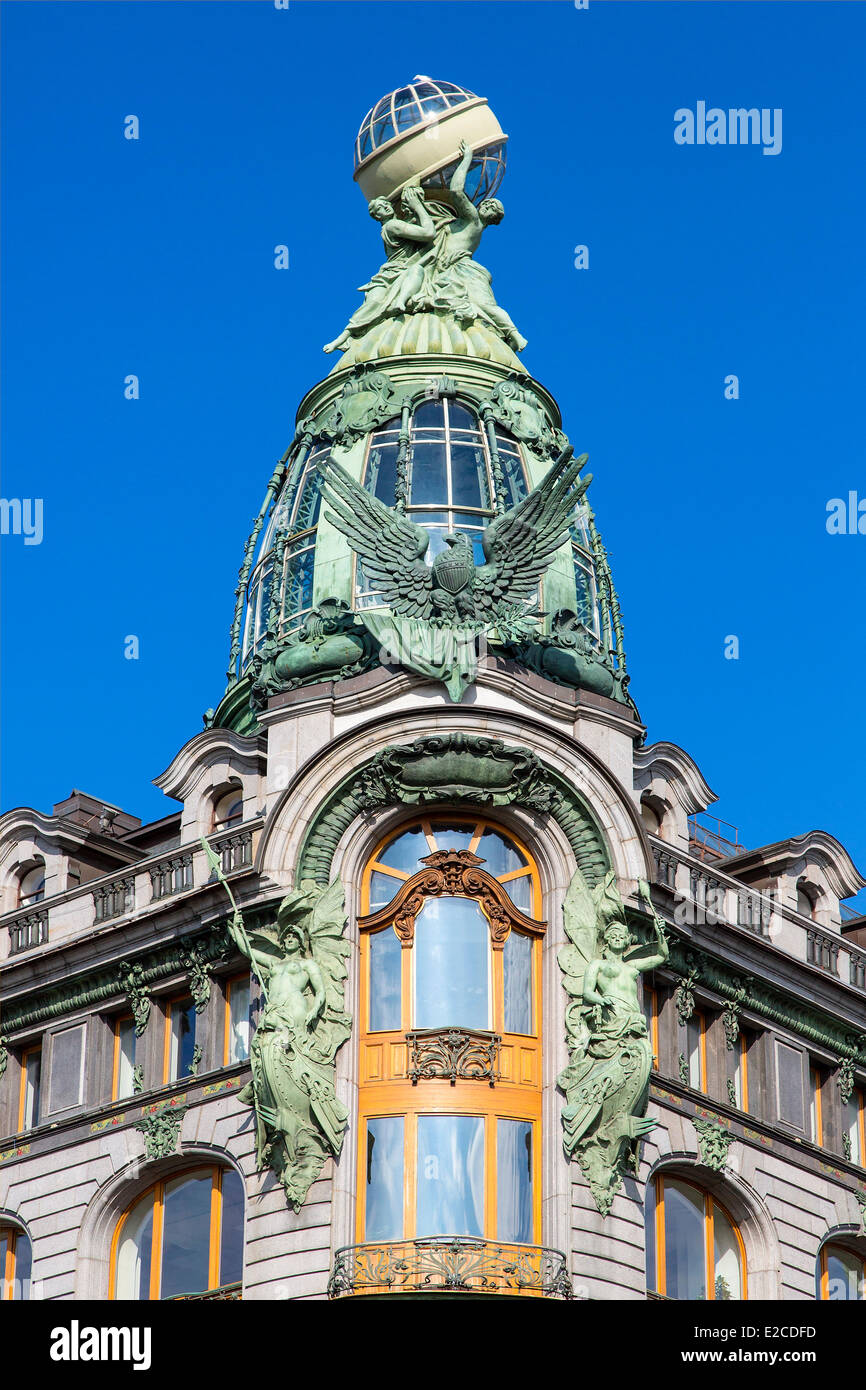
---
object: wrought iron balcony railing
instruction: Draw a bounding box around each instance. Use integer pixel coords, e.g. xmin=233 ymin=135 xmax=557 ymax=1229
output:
xmin=328 ymin=1237 xmax=574 ymax=1300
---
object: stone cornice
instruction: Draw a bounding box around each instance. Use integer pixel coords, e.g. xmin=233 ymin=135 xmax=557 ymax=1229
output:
xmin=153 ymin=728 xmax=267 ymax=803
xmin=633 ymin=740 xmax=716 ymax=813
xmin=717 ymin=831 xmax=866 ymax=900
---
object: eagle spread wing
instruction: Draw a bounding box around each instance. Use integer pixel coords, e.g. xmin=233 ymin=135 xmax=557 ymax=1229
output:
xmin=317 ymin=456 xmax=434 ymax=619
xmin=474 ymin=448 xmax=592 ymax=614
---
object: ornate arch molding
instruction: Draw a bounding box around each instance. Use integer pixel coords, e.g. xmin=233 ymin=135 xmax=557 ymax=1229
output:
xmin=295 ymin=733 xmax=610 ymax=886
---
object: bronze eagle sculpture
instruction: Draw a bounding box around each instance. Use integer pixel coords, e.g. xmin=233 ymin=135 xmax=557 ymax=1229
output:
xmin=316 ymin=445 xmax=592 ymax=625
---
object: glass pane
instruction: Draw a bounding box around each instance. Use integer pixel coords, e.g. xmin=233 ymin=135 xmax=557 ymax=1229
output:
xmin=14 ymin=1234 xmax=31 ymax=1300
xmin=777 ymin=1043 xmax=805 ymax=1129
xmin=502 ymin=873 xmax=532 ymax=915
xmin=409 ymin=441 xmax=448 ymax=506
xmin=115 ymin=1191 xmax=153 ymax=1300
xmin=414 ymin=898 xmax=489 ymax=1030
xmin=712 ymin=1203 xmax=742 ymax=1300
xmin=447 ymin=402 xmax=479 ymax=433
xmin=117 ymin=1018 xmax=136 ymax=1099
xmin=218 ymin=1169 xmax=244 ymax=1287
xmin=843 ymin=1097 xmax=863 ymax=1164
xmin=169 ymin=998 xmax=196 ymax=1082
xmin=369 ymin=928 xmax=402 ymax=1032
xmin=449 ymin=444 xmax=487 ymax=509
xmin=366 ymin=443 xmax=398 ymax=504
xmin=686 ymin=1017 xmax=703 ymax=1090
xmin=645 ymin=1182 xmax=658 ymax=1292
xmin=369 ymin=870 xmax=401 ymax=910
xmin=664 ymin=1179 xmax=706 ymax=1300
xmin=378 ymin=826 xmax=427 ymax=874
xmin=365 ymin=1117 xmax=404 ymax=1241
xmin=416 ymin=1115 xmax=484 ymax=1238
xmin=503 ymin=930 xmax=533 ymax=1034
xmin=428 ymin=821 xmax=476 ymax=853
xmin=497 ymin=1120 xmax=533 ymax=1243
xmin=475 ymin=829 xmax=526 ymax=878
xmin=412 ymin=399 xmax=445 ymax=431
xmin=24 ymin=1051 xmax=41 ymax=1128
xmin=160 ymin=1173 xmax=212 ymax=1299
xmin=825 ymin=1248 xmax=863 ymax=1300
xmin=228 ymin=979 xmax=251 ymax=1064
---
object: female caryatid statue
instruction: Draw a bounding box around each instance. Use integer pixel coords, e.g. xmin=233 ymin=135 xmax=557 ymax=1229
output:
xmin=226 ymin=879 xmax=351 ymax=1211
xmin=558 ymin=870 xmax=668 ymax=1215
xmin=323 ymin=185 xmax=443 ymax=354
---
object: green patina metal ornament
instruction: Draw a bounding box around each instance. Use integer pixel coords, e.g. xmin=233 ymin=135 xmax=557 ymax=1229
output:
xmin=217 ymin=874 xmax=352 ymax=1213
xmin=857 ymin=1192 xmax=866 ymax=1236
xmin=318 ymin=443 xmax=591 ymax=700
xmin=250 ymin=598 xmax=378 ymax=706
xmin=558 ymin=874 xmax=669 ymax=1215
xmin=694 ymin=1117 xmax=734 ymax=1172
xmin=323 ymin=143 xmax=526 ymax=364
xmin=118 ymin=960 xmax=152 ymax=1037
xmin=506 ymin=608 xmax=632 ymax=706
xmin=727 ymin=1078 xmax=738 ymax=1107
xmin=674 ymin=968 xmax=699 ymax=1026
xmin=135 ymin=1102 xmax=188 ymax=1161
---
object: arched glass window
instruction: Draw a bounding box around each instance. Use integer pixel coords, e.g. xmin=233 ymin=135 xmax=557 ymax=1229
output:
xmin=241 ymin=441 xmax=331 ymax=662
xmin=111 ymin=1166 xmax=244 ymax=1300
xmin=646 ymin=1174 xmax=745 ymax=1300
xmin=356 ymin=399 xmax=528 ymax=608
xmin=817 ymin=1244 xmax=865 ymax=1300
xmin=357 ymin=817 xmax=544 ymax=1249
xmin=18 ymin=864 xmax=45 ymax=907
xmin=1 ymin=1226 xmax=31 ymax=1300
xmin=213 ymin=789 xmax=243 ymax=832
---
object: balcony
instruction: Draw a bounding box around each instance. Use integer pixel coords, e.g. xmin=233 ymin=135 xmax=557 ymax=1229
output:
xmin=328 ymin=1237 xmax=574 ymax=1300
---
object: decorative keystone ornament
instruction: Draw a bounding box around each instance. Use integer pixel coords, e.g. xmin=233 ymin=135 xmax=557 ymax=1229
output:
xmin=693 ymin=1117 xmax=734 ymax=1172
xmin=312 ymin=367 xmax=404 ymax=445
xmin=136 ymin=1100 xmax=188 ymax=1161
xmin=558 ymin=874 xmax=669 ymax=1215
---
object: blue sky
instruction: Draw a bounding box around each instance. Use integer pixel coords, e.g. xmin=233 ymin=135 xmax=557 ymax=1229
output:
xmin=2 ymin=1 xmax=865 ymax=897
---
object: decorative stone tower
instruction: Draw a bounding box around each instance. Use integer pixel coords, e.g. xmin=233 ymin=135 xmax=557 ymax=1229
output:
xmin=2 ymin=78 xmax=865 ymax=1308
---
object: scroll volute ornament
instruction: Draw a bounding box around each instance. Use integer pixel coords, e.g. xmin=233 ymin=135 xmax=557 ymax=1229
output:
xmin=360 ymin=849 xmax=545 ymax=949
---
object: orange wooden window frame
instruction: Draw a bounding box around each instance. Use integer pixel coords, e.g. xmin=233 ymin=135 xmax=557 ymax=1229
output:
xmin=735 ymin=1032 xmax=749 ymax=1112
xmin=223 ymin=973 xmax=251 ymax=1067
xmin=1 ymin=1228 xmax=27 ymax=1300
xmin=650 ymin=1174 xmax=747 ymax=1300
xmin=357 ymin=816 xmax=544 ymax=1247
xmin=17 ymin=1045 xmax=41 ymax=1132
xmin=644 ymin=986 xmax=659 ymax=1066
xmin=111 ymin=1014 xmax=136 ymax=1101
xmin=810 ymin=1066 xmax=824 ymax=1146
xmin=109 ymin=1166 xmax=232 ymax=1300
xmin=685 ymin=1012 xmax=708 ymax=1094
xmin=818 ymin=1243 xmax=866 ymax=1301
xmin=162 ymin=994 xmax=195 ymax=1086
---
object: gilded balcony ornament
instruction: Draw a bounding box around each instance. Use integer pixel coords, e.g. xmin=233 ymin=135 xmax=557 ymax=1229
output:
xmin=558 ymin=873 xmax=669 ymax=1215
xmin=328 ymin=1237 xmax=573 ymax=1300
xmin=406 ymin=1027 xmax=501 ymax=1086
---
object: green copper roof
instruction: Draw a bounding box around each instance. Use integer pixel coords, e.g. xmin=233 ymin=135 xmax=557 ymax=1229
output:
xmin=327 ymin=309 xmax=523 ymax=374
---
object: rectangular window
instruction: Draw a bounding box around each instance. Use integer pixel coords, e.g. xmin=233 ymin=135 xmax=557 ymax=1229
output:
xmin=45 ymin=1023 xmax=86 ymax=1115
xmin=843 ymin=1089 xmax=865 ymax=1166
xmin=686 ymin=1012 xmax=707 ymax=1093
xmin=113 ymin=1015 xmax=137 ymax=1100
xmin=224 ymin=975 xmax=252 ymax=1065
xmin=642 ymin=985 xmax=659 ymax=1065
xmin=364 ymin=1116 xmax=404 ymax=1242
xmin=810 ymin=1066 xmax=824 ymax=1145
xmin=497 ymin=1119 xmax=533 ymax=1244
xmin=733 ymin=1033 xmax=749 ymax=1112
xmin=776 ymin=1041 xmax=806 ymax=1131
xmin=416 ymin=1114 xmax=484 ymax=1239
xmin=18 ymin=1046 xmax=41 ymax=1130
xmin=164 ymin=996 xmax=197 ymax=1084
